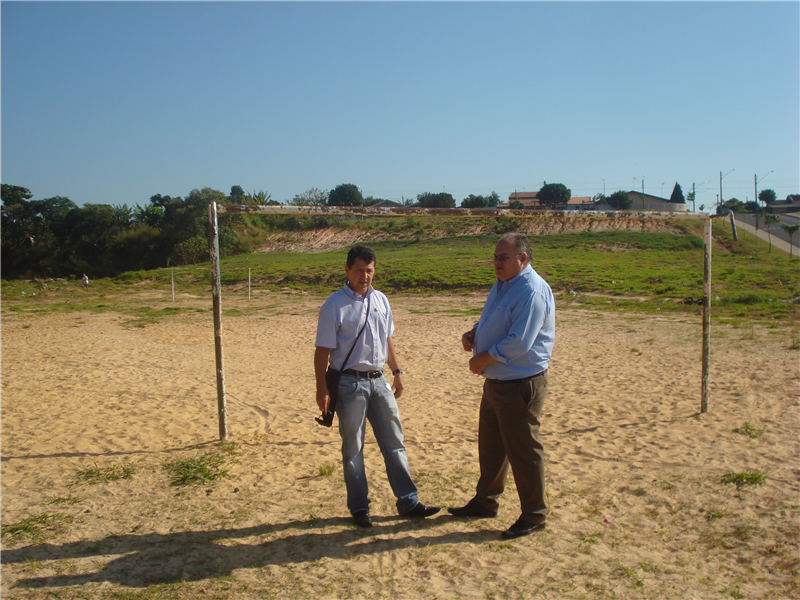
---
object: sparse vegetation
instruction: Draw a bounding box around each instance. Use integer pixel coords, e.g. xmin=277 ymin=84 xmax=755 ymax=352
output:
xmin=732 ymin=422 xmax=763 ymax=438
xmin=162 ymin=444 xmax=238 ymax=486
xmin=1 ymin=513 xmax=73 ymax=544
xmin=76 ymin=462 xmax=135 ymax=484
xmin=720 ymin=470 xmax=767 ymax=489
xmin=317 ymin=463 xmax=336 ymax=477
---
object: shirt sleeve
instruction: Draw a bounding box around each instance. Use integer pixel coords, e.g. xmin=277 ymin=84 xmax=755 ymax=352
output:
xmin=386 ymin=296 xmax=395 ymax=338
xmin=315 ymin=301 xmax=338 ymax=349
xmin=487 ymin=290 xmax=546 ymax=364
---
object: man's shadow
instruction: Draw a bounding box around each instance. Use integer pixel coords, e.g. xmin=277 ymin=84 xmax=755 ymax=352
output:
xmin=3 ymin=515 xmax=497 ymax=588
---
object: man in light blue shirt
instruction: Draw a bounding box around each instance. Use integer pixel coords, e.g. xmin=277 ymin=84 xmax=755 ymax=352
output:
xmin=315 ymin=245 xmax=440 ymax=528
xmin=449 ymin=233 xmax=555 ymax=539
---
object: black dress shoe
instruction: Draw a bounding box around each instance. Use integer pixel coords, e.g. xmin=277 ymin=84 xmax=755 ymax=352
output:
xmin=501 ymin=517 xmax=545 ymax=539
xmin=403 ymin=502 xmax=441 ymax=518
xmin=352 ymin=510 xmax=373 ymax=528
xmin=447 ymin=500 xmax=498 ymax=518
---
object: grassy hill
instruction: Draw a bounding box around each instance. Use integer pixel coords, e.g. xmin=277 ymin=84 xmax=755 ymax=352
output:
xmin=2 ymin=214 xmax=798 ymax=324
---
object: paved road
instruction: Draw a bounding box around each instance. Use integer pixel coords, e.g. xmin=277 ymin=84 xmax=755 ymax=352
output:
xmin=734 ymin=213 xmax=800 ymax=246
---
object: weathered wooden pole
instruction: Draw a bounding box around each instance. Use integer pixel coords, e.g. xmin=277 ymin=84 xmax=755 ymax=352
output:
xmin=701 ymin=218 xmax=712 ymax=413
xmin=209 ymin=202 xmax=229 ymax=440
xmin=248 ymin=267 xmax=251 ymax=301
xmin=171 ymin=268 xmax=175 ymax=303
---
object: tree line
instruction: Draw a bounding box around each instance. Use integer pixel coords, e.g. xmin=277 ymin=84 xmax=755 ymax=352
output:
xmin=0 ymin=183 xmax=501 ymax=279
xmin=1 ymin=184 xmax=280 ymax=279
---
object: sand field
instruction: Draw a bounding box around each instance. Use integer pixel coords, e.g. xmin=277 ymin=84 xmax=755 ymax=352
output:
xmin=1 ymin=290 xmax=798 ymax=599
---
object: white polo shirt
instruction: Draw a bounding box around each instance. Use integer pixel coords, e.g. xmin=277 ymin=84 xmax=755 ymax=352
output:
xmin=315 ymin=282 xmax=394 ymax=372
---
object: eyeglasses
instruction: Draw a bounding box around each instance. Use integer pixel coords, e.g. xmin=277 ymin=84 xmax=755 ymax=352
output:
xmin=491 ymin=253 xmax=520 ymax=263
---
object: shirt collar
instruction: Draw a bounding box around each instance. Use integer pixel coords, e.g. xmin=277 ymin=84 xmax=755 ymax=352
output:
xmin=496 ymin=264 xmax=533 ymax=289
xmin=344 ymin=281 xmax=373 ymax=300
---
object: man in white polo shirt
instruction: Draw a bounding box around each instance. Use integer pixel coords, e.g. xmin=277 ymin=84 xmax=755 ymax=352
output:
xmin=314 ymin=245 xmax=440 ymax=528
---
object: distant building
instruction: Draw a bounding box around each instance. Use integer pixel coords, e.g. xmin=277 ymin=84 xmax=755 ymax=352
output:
xmin=626 ymin=192 xmax=687 ymax=213
xmin=369 ymin=199 xmax=403 ymax=208
xmin=767 ymin=195 xmax=800 ymax=214
xmin=498 ymin=191 xmax=543 ymax=209
xmin=566 ymin=197 xmax=594 ymax=211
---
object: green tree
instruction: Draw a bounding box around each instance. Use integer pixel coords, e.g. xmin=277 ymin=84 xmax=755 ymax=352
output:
xmin=290 ymin=188 xmax=328 ymax=206
xmin=509 ymin=200 xmax=525 ymax=209
xmin=758 ymin=189 xmax=777 ymax=206
xmin=670 ymin=182 xmax=685 ymax=204
xmin=1 ymin=187 xmax=77 ymax=277
xmin=229 ymin=185 xmax=246 ymax=203
xmin=781 ymin=223 xmax=800 ymax=258
xmin=62 ymin=204 xmax=127 ymax=276
xmin=134 ymin=203 xmax=165 ymax=228
xmin=461 ymin=194 xmax=489 ymax=209
xmin=764 ymin=214 xmax=781 ymax=253
xmin=718 ymin=198 xmax=745 ymax=214
xmin=246 ymin=190 xmax=273 ymax=205
xmin=417 ymin=192 xmax=455 ymax=208
xmin=461 ymin=192 xmax=499 ymax=209
xmin=537 ymin=183 xmax=571 ymax=208
xmin=606 ymin=191 xmax=632 ymax=210
xmin=328 ymin=184 xmax=363 ymax=207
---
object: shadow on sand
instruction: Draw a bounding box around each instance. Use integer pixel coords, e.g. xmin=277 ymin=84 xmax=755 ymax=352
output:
xmin=3 ymin=515 xmax=498 ymax=589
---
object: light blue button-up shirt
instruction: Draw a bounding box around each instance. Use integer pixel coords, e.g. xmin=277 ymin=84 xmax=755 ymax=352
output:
xmin=474 ymin=264 xmax=555 ymax=381
xmin=315 ymin=283 xmax=394 ymax=372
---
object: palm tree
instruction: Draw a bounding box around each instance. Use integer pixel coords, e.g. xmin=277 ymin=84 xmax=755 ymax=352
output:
xmin=247 ymin=190 xmax=272 ymax=205
xmin=781 ymin=223 xmax=800 ymax=258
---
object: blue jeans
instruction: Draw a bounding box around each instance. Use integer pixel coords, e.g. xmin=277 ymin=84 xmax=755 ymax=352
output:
xmin=335 ymin=373 xmax=418 ymax=515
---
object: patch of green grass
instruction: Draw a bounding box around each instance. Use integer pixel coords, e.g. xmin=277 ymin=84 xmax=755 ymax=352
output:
xmin=1 ymin=513 xmax=73 ymax=544
xmin=76 ymin=462 xmax=135 ymax=484
xmin=162 ymin=446 xmax=237 ymax=486
xmin=732 ymin=422 xmax=763 ymax=438
xmin=43 ymin=493 xmax=82 ymax=505
xmin=317 ymin=463 xmax=336 ymax=477
xmin=705 ymin=508 xmax=737 ymax=521
xmin=720 ymin=469 xmax=767 ymax=489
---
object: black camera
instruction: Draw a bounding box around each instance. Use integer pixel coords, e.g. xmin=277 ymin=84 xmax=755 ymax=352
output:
xmin=315 ymin=410 xmax=334 ymax=427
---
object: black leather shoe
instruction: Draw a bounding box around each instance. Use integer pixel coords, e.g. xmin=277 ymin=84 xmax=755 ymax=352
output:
xmin=501 ymin=518 xmax=545 ymax=539
xmin=447 ymin=500 xmax=498 ymax=518
xmin=352 ymin=510 xmax=372 ymax=528
xmin=403 ymin=502 xmax=441 ymax=518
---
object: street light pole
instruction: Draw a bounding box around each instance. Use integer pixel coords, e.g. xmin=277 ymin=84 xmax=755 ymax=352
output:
xmin=755 ymin=171 xmax=773 ymax=209
xmin=692 ymin=180 xmax=709 ymax=213
xmin=719 ymin=169 xmax=734 ymax=212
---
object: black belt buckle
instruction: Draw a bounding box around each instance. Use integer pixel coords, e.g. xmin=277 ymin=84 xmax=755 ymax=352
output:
xmin=366 ymin=371 xmax=382 ymax=379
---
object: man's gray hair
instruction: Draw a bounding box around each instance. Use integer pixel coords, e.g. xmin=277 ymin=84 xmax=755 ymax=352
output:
xmin=500 ymin=233 xmax=532 ymax=264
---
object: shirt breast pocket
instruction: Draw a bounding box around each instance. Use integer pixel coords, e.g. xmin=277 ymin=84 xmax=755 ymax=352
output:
xmin=494 ymin=302 xmax=513 ymax=329
xmin=373 ymin=304 xmax=389 ymax=337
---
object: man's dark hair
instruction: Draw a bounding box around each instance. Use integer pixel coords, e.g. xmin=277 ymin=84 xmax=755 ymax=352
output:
xmin=500 ymin=233 xmax=532 ymax=264
xmin=347 ymin=245 xmax=377 ymax=267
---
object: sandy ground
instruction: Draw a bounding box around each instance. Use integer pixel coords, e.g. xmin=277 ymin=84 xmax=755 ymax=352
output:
xmin=1 ymin=290 xmax=798 ymax=599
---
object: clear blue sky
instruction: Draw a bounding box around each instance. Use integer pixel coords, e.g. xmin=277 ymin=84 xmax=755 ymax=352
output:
xmin=2 ymin=1 xmax=798 ymax=212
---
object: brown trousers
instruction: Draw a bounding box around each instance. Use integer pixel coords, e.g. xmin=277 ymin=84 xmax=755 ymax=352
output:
xmin=474 ymin=371 xmax=547 ymax=524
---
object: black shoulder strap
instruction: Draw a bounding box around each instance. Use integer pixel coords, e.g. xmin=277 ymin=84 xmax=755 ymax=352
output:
xmin=338 ymin=292 xmax=371 ymax=372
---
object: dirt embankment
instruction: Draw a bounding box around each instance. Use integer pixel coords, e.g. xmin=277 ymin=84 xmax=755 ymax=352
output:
xmin=254 ymin=214 xmax=694 ymax=254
